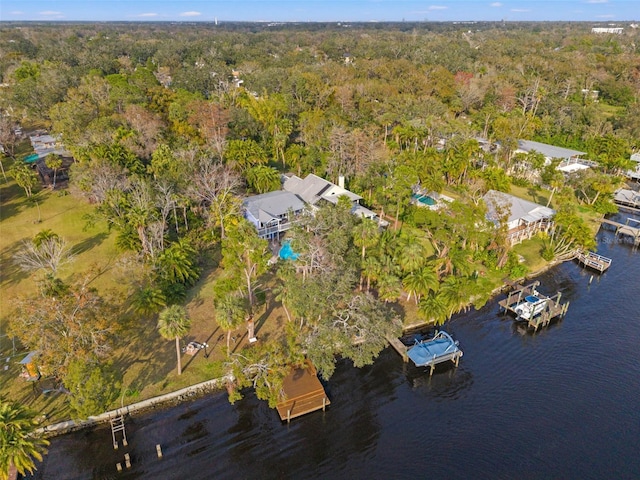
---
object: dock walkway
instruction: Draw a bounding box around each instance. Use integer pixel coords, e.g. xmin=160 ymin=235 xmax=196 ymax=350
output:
xmin=574 ymin=250 xmax=612 ymax=272
xmin=498 ymin=282 xmax=570 ymax=331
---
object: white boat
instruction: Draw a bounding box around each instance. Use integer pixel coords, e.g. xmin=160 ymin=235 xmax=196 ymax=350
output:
xmin=514 ymin=293 xmax=548 ymax=320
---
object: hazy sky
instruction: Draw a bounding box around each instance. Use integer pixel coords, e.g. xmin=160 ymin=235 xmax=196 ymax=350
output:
xmin=1 ymin=0 xmax=637 ymax=23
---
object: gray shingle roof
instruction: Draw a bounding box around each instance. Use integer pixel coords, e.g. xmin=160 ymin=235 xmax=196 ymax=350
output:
xmin=283 ymin=174 xmax=361 ymax=205
xmin=243 ymin=190 xmax=306 ymax=222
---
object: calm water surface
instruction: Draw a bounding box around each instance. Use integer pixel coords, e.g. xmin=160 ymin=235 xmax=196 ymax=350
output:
xmin=30 ymin=220 xmax=640 ymax=480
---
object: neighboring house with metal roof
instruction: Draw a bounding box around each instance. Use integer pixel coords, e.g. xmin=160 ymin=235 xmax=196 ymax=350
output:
xmin=483 ymin=190 xmax=555 ymax=245
xmin=28 ymin=131 xmax=71 ymax=161
xmin=243 ymin=190 xmax=306 ymax=239
xmin=515 ymin=139 xmax=594 ymax=173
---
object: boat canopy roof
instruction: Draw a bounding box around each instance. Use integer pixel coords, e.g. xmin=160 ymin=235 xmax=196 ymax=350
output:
xmin=407 ymin=331 xmax=460 ymax=367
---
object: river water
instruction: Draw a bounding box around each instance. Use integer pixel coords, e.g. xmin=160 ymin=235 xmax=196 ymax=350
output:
xmin=29 ymin=217 xmax=640 ymax=480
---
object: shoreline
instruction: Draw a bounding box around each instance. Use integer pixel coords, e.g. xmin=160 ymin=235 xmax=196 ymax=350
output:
xmin=38 ymin=258 xmax=569 ymax=437
xmin=402 ymin=256 xmax=565 ymax=332
xmin=37 ymin=375 xmax=232 ymax=437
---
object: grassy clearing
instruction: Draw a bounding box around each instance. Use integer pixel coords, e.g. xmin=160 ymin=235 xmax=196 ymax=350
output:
xmin=0 ymin=162 xmax=294 ymax=422
xmin=512 ymin=236 xmax=548 ymax=273
xmin=0 ymin=164 xmax=234 ymax=421
xmin=509 ymin=184 xmax=552 ymax=208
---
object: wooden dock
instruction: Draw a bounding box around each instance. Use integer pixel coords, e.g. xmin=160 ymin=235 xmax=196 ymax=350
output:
xmin=275 ymin=362 xmax=330 ymax=423
xmin=498 ymin=282 xmax=570 ymax=331
xmin=600 ymin=217 xmax=640 ymax=245
xmin=574 ymin=250 xmax=612 ymax=273
xmin=387 ymin=334 xmax=408 ymax=362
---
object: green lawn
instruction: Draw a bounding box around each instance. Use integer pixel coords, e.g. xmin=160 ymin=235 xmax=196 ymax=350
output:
xmin=0 ymin=165 xmax=233 ymax=422
xmin=512 ymin=236 xmax=548 ymax=273
xmin=0 ymin=172 xmax=123 ymax=313
xmin=509 ymin=184 xmax=552 ymax=209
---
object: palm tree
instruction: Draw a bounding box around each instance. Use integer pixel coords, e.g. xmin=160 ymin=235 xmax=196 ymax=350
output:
xmin=214 ymin=294 xmax=247 ymax=356
xmin=361 ymin=256 xmax=381 ymax=292
xmin=131 ymin=286 xmax=166 ymax=317
xmin=45 ymin=154 xmax=63 ymax=188
xmin=246 ymin=165 xmax=281 ymax=194
xmin=156 ymin=239 xmax=200 ymax=286
xmin=353 ymin=218 xmax=380 ymax=288
xmin=353 ymin=218 xmax=380 ymax=260
xmin=0 ymin=399 xmax=49 ymax=480
xmin=403 ymin=265 xmax=439 ymax=304
xmin=157 ymin=305 xmax=191 ymax=375
xmin=417 ymin=292 xmax=449 ymax=326
xmin=396 ymin=236 xmax=426 ymax=274
xmin=32 ymin=229 xmax=59 ymax=248
xmin=377 ymin=273 xmax=403 ymax=303
xmin=439 ymin=275 xmax=472 ymax=318
xmin=10 ymin=161 xmax=38 ymax=198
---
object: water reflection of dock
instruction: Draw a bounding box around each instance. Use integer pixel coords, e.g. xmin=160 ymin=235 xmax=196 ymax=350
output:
xmin=498 ymin=282 xmax=570 ymax=331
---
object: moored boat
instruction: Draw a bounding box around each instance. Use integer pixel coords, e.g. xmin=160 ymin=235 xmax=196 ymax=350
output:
xmin=406 ymin=330 xmax=463 ymax=375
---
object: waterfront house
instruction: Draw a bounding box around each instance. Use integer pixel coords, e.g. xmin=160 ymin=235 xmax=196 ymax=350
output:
xmin=515 ymin=140 xmax=594 ymax=173
xmin=283 ymin=173 xmax=386 ymax=225
xmin=243 ymin=190 xmax=306 ymax=239
xmin=483 ymin=190 xmax=555 ymax=245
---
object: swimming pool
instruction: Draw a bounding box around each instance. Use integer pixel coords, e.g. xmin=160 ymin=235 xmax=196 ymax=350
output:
xmin=411 ymin=193 xmax=437 ymax=206
xmin=279 ymin=240 xmax=299 ymax=260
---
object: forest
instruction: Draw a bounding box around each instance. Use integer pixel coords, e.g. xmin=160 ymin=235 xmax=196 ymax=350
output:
xmin=0 ymin=21 xmax=638 ymax=439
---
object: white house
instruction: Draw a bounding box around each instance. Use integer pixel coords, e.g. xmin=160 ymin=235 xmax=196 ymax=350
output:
xmin=627 ymin=153 xmax=640 ymax=181
xmin=516 ymin=139 xmax=594 ymax=173
xmin=591 ymin=27 xmax=623 ymax=34
xmin=243 ymin=190 xmax=306 ymax=239
xmin=483 ymin=190 xmax=555 ymax=245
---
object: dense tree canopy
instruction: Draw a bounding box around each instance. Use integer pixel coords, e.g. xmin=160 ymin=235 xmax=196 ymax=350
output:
xmin=3 ymin=20 xmax=638 ymax=411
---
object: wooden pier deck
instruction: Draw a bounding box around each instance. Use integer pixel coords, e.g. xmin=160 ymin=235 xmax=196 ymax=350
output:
xmin=275 ymin=362 xmax=329 ymax=423
xmin=498 ymin=282 xmax=570 ymax=331
xmin=574 ymin=250 xmax=612 ymax=272
xmin=600 ymin=217 xmax=640 ymax=245
xmin=387 ymin=334 xmax=408 ymax=362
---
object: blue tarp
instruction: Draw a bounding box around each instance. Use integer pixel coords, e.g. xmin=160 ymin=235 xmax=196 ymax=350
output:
xmin=407 ymin=331 xmax=461 ymax=367
xmin=24 ymin=153 xmax=40 ymax=163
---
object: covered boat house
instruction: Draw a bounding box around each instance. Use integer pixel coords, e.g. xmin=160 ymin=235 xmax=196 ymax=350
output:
xmin=407 ymin=331 xmax=463 ymax=376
